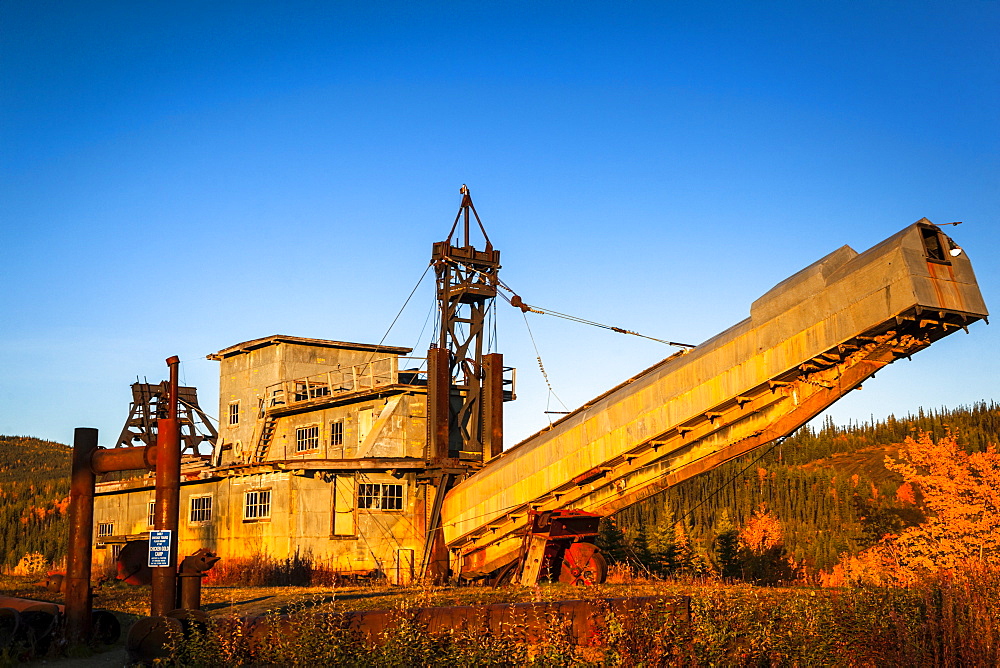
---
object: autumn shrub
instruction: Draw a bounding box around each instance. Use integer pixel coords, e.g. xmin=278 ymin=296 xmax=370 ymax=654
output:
xmin=10 ymin=552 xmax=47 ymax=576
xmin=202 ymin=549 xmax=342 ymax=587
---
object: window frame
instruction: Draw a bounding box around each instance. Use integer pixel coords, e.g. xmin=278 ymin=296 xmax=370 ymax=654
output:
xmin=357 ymin=483 xmax=404 ymax=511
xmin=228 ymin=401 xmax=240 ymax=426
xmin=147 ymin=501 xmax=156 ymax=528
xmin=295 ymin=424 xmax=320 ymax=453
xmin=243 ymin=489 xmax=272 ymax=521
xmin=97 ymin=522 xmax=115 ymax=537
xmin=330 ymin=419 xmax=344 ymax=448
xmin=188 ymin=494 xmax=214 ymax=525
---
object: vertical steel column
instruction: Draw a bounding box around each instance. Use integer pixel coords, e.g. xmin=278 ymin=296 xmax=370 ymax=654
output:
xmin=482 ymin=353 xmax=504 ymax=460
xmin=426 ymin=346 xmax=451 ymax=460
xmin=65 ymin=427 xmax=98 ymax=643
xmin=150 ymin=356 xmax=181 ymax=616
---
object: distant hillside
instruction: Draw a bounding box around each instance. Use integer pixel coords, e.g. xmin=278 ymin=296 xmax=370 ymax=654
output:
xmin=617 ymin=401 xmax=1000 ymax=572
xmin=0 ymin=436 xmax=71 ymax=569
xmin=0 ymin=435 xmax=71 ymax=482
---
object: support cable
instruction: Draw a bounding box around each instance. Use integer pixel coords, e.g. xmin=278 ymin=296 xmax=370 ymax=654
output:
xmin=361 ymin=262 xmax=432 ymax=371
xmin=496 ymin=279 xmax=695 ymax=349
xmin=676 ymin=436 xmax=789 ymax=527
xmin=521 ymin=311 xmax=569 ymax=418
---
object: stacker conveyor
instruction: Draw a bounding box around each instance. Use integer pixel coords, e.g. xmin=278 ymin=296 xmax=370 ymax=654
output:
xmin=440 ymin=219 xmax=988 ymax=582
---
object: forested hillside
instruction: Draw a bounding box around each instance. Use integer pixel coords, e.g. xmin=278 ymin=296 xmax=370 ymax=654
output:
xmin=0 ymin=436 xmax=71 ymax=569
xmin=614 ymin=401 xmax=1000 ymax=574
xmin=1 ymin=403 xmax=998 ymax=577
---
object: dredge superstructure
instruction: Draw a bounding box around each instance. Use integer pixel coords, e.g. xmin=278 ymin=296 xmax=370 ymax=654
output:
xmin=87 ymin=194 xmax=986 ymax=591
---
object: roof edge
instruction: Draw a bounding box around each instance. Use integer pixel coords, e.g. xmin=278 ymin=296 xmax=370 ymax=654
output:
xmin=207 ymin=334 xmax=412 ymax=360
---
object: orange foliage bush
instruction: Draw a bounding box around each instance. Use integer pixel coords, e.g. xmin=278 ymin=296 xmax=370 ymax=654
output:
xmin=738 ymin=503 xmax=783 ymax=553
xmin=830 ymin=432 xmax=1000 ymax=585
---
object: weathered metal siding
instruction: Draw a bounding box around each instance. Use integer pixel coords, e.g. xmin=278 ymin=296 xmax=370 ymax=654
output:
xmin=213 ymin=338 xmax=411 ymax=467
xmin=264 ymin=393 xmax=426 ymax=462
xmin=442 ymin=222 xmax=987 ymax=573
xmin=94 ymin=469 xmax=428 ymax=580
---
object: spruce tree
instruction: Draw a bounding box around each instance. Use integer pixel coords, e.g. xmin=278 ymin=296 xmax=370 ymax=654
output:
xmin=595 ymin=516 xmax=628 ymax=564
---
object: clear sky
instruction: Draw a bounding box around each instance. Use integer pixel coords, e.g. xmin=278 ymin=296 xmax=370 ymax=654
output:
xmin=2 ymin=1 xmax=997 ymax=449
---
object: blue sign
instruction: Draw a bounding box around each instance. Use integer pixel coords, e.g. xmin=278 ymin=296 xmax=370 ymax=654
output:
xmin=148 ymin=530 xmax=172 ymax=567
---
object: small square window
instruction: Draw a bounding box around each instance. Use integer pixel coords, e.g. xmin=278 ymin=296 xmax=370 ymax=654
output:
xmin=330 ymin=420 xmax=344 ymax=447
xmin=357 ymin=483 xmax=403 ymax=511
xmin=229 ymin=401 xmax=240 ymax=426
xmin=244 ymin=489 xmax=271 ymax=520
xmin=97 ymin=522 xmax=115 ymax=537
xmin=189 ymin=495 xmax=213 ymax=524
xmin=296 ymin=425 xmax=320 ymax=452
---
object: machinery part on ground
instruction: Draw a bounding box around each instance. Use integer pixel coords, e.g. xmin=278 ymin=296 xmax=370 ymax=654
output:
xmin=558 ymin=542 xmax=607 ymax=586
xmin=0 ymin=608 xmax=20 ymax=655
xmin=126 ymin=615 xmax=183 ymax=664
xmin=444 ymin=220 xmax=989 ymax=581
xmin=116 ymin=539 xmax=152 ymax=585
xmin=178 ymin=549 xmax=221 ymax=611
xmin=0 ymin=596 xmax=122 ymax=652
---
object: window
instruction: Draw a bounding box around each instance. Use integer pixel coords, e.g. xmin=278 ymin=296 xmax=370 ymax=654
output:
xmin=97 ymin=522 xmax=115 ymax=537
xmin=357 ymin=483 xmax=403 ymax=510
xmin=244 ymin=489 xmax=271 ymax=520
xmin=147 ymin=501 xmax=156 ymax=528
xmin=296 ymin=425 xmax=320 ymax=452
xmin=920 ymin=226 xmax=949 ymax=263
xmin=294 ymin=383 xmax=330 ymax=401
xmin=111 ymin=544 xmax=123 ymax=560
xmin=189 ymin=495 xmax=213 ymax=524
xmin=228 ymin=401 xmax=240 ymax=426
xmin=330 ymin=420 xmax=344 ymax=447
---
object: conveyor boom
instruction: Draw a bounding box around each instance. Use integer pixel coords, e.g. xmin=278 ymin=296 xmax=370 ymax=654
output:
xmin=441 ymin=220 xmax=988 ymax=578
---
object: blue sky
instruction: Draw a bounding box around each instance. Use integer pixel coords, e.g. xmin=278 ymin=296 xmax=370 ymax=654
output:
xmin=2 ymin=1 xmax=997 ymax=448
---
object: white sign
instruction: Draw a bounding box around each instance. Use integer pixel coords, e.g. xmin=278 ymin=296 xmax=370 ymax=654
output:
xmin=148 ymin=530 xmax=172 ymax=567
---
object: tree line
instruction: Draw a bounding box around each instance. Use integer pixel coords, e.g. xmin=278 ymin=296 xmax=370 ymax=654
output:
xmin=603 ymin=401 xmax=1000 ymax=578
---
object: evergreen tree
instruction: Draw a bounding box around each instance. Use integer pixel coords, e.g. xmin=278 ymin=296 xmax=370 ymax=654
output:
xmin=595 ymin=516 xmax=628 ymax=565
xmin=648 ymin=511 xmax=677 ymax=575
xmin=713 ymin=509 xmax=741 ymax=579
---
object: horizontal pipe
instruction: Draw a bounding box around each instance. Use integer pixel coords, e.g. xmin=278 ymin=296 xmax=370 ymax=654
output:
xmin=90 ymin=445 xmax=157 ymax=474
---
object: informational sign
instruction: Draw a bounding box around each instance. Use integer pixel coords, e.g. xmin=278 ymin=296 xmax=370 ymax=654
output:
xmin=148 ymin=530 xmax=172 ymax=568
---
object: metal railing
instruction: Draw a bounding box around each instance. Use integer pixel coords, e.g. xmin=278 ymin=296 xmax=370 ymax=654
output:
xmin=263 ymin=355 xmax=516 ymax=411
xmin=264 ymin=356 xmax=429 ymax=409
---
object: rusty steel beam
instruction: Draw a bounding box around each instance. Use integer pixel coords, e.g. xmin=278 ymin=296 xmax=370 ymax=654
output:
xmin=426 ymin=346 xmax=451 ymax=460
xmin=483 ymin=352 xmax=504 ymax=460
xmin=65 ymin=427 xmax=98 ymax=644
xmin=90 ymin=443 xmax=157 ymax=474
xmin=151 ymin=356 xmax=181 ymax=617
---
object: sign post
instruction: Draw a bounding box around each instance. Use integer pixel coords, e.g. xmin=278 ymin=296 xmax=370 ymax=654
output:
xmin=148 ymin=530 xmax=172 ymax=568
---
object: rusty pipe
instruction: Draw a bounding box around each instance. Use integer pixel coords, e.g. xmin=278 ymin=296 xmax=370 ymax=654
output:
xmin=178 ymin=549 xmax=220 ymax=611
xmin=65 ymin=427 xmax=97 ymax=644
xmin=151 ymin=356 xmax=181 ymax=617
xmin=90 ymin=444 xmax=157 ymax=474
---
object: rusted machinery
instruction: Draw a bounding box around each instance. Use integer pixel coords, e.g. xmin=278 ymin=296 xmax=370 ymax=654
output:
xmin=65 ymin=357 xmax=219 ymax=647
xmin=441 ymin=219 xmax=987 ymax=583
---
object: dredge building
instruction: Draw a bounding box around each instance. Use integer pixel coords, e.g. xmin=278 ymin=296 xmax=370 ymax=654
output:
xmin=93 ymin=189 xmax=513 ymax=584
